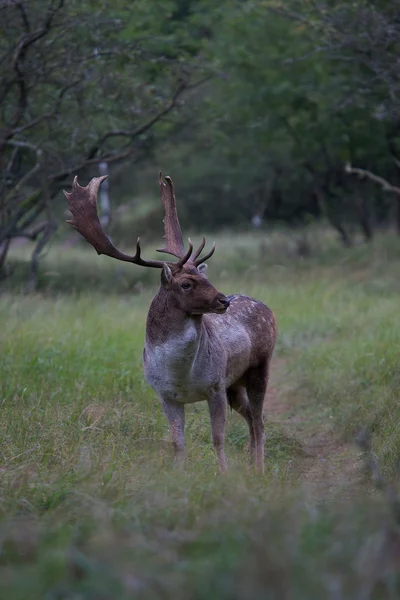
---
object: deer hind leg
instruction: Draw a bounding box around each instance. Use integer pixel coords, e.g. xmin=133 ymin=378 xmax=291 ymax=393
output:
xmin=246 ymin=360 xmax=270 ymax=475
xmin=227 ymin=386 xmax=255 ymax=465
xmin=161 ymin=398 xmax=185 ymax=467
xmin=208 ymin=388 xmax=228 ymax=473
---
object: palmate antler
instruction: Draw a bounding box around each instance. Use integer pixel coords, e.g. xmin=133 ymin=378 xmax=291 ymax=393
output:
xmin=157 ymin=173 xmax=185 ymax=259
xmin=64 ymin=173 xmax=215 ymax=268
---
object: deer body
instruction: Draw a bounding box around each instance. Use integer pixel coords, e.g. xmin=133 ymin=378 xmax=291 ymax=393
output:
xmin=65 ymin=174 xmax=277 ymax=473
xmin=144 ymin=293 xmax=274 ymax=401
xmin=143 ymin=283 xmax=276 ymax=472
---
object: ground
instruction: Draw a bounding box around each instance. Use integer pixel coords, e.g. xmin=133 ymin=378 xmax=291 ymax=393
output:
xmin=1 ymin=228 xmax=400 ymax=599
xmin=265 ymin=358 xmax=364 ymax=498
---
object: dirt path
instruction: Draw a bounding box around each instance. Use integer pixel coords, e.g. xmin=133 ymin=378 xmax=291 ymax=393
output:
xmin=264 ymin=357 xmax=364 ymax=497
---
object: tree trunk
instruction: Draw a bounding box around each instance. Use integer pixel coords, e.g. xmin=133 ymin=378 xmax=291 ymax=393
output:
xmin=396 ymin=196 xmax=400 ymax=236
xmin=314 ymin=186 xmax=353 ymax=247
xmin=0 ymin=238 xmax=11 ymax=280
xmin=354 ymin=192 xmax=373 ymax=242
xmin=25 ymin=222 xmax=57 ymax=293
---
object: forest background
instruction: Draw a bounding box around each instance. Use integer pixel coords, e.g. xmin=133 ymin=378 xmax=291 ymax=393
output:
xmin=2 ymin=0 xmax=400 ymax=282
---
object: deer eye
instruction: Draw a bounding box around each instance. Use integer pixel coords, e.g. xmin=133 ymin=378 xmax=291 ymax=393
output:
xmin=181 ymin=282 xmax=192 ymax=290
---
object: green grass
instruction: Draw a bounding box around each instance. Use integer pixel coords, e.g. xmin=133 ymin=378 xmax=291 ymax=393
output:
xmin=1 ymin=229 xmax=400 ymax=598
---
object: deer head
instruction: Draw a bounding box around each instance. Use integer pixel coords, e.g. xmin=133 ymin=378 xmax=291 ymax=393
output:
xmin=64 ymin=173 xmax=230 ymax=315
xmin=160 ymin=262 xmax=229 ymax=315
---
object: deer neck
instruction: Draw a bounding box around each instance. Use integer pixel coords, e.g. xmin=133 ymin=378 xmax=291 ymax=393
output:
xmin=143 ymin=287 xmax=221 ymax=401
xmin=145 ymin=286 xmax=205 ymax=350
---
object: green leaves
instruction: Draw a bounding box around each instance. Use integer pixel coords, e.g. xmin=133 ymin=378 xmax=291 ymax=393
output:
xmin=0 ymin=0 xmax=217 ymax=281
xmin=156 ymin=0 xmax=400 ymax=234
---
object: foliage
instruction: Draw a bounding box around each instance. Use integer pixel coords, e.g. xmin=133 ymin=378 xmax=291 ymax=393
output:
xmin=0 ymin=0 xmax=211 ymax=284
xmin=3 ymin=0 xmax=400 ymax=286
xmin=150 ymin=0 xmax=400 ymax=239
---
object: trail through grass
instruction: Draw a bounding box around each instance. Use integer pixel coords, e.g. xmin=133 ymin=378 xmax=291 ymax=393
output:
xmin=1 ymin=229 xmax=400 ymax=598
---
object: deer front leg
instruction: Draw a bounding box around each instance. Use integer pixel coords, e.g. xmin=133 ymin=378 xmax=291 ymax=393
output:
xmin=208 ymin=388 xmax=228 ymax=473
xmin=161 ymin=398 xmax=185 ymax=467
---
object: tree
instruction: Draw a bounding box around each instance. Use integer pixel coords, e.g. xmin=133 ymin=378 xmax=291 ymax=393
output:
xmin=270 ymin=0 xmax=400 ymax=234
xmin=158 ymin=0 xmax=400 ymax=242
xmin=0 ymin=0 xmax=210 ymax=286
xmin=160 ymin=1 xmax=382 ymax=239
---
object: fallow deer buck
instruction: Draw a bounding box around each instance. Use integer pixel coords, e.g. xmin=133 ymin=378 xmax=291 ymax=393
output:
xmin=65 ymin=173 xmax=277 ymax=473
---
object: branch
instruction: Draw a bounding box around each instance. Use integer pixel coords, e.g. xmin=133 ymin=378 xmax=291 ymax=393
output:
xmin=86 ymin=80 xmax=188 ymax=160
xmin=50 ymin=145 xmax=137 ymax=184
xmin=1 ymin=139 xmax=42 ymax=208
xmin=0 ymin=190 xmax=42 ymax=241
xmin=11 ymin=0 xmax=65 ymax=64
xmin=8 ymin=0 xmax=65 ymax=130
xmin=17 ymin=2 xmax=31 ymax=34
xmin=49 ymin=79 xmax=192 ymax=183
xmin=25 ymin=170 xmax=58 ymax=292
xmin=13 ymin=221 xmax=48 ymax=241
xmin=265 ymin=6 xmax=310 ymax=24
xmin=11 ymin=199 xmax=45 ymax=237
xmin=10 ymin=78 xmax=84 ymax=137
xmin=345 ymin=163 xmax=400 ymax=196
xmin=0 ymin=238 xmax=11 ymax=273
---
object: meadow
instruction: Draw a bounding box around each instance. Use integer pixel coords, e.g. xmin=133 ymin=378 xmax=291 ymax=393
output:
xmin=1 ymin=228 xmax=400 ymax=599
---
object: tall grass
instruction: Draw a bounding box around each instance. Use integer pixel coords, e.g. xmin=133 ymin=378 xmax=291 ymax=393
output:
xmin=1 ymin=229 xmax=400 ymax=598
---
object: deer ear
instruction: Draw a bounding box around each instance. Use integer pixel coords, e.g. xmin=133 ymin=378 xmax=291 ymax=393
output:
xmin=197 ymin=263 xmax=208 ymax=276
xmin=161 ymin=264 xmax=173 ymax=289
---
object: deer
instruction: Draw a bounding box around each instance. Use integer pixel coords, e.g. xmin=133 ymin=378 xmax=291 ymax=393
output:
xmin=64 ymin=173 xmax=277 ymax=474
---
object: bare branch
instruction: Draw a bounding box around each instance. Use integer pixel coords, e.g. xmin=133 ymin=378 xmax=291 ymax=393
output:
xmin=0 ymin=238 xmax=11 ymax=274
xmin=13 ymin=221 xmax=48 ymax=241
xmin=50 ymin=145 xmax=137 ymax=184
xmin=345 ymin=163 xmax=400 ymax=196
xmin=7 ymin=0 xmax=65 ymax=130
xmin=2 ymin=139 xmax=42 ymax=207
xmin=48 ymin=78 xmax=192 ymax=184
xmin=11 ymin=199 xmax=44 ymax=237
xmin=265 ymin=5 xmax=310 ymax=24
xmin=86 ymin=80 xmax=188 ymax=160
xmin=0 ymin=190 xmax=42 ymax=242
xmin=25 ymin=169 xmax=58 ymax=292
xmin=10 ymin=78 xmax=84 ymax=137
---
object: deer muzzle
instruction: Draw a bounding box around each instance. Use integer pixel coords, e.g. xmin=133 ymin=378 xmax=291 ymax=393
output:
xmin=214 ymin=294 xmax=230 ymax=313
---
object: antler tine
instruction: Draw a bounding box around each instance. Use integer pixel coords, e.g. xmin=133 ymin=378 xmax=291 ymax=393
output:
xmin=64 ymin=176 xmax=165 ymax=269
xmin=193 ymin=241 xmax=216 ymax=267
xmin=132 ymin=237 xmax=164 ymax=267
xmin=190 ymin=236 xmax=206 ymax=263
xmin=176 ymin=238 xmax=194 ymax=267
xmin=157 ymin=173 xmax=186 ymax=259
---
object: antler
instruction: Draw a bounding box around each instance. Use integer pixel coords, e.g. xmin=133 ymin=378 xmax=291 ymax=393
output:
xmin=64 ymin=176 xmax=166 ymax=268
xmin=157 ymin=173 xmax=185 ymax=258
xmin=192 ymin=239 xmax=216 ymax=267
xmin=157 ymin=173 xmax=216 ymax=267
xmin=64 ymin=173 xmax=216 ymax=270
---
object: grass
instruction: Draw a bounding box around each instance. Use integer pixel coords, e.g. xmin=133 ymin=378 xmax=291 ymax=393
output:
xmin=1 ymin=227 xmax=400 ymax=598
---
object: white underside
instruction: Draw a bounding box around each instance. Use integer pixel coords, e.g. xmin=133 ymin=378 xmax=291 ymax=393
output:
xmin=144 ymin=315 xmax=251 ymax=403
